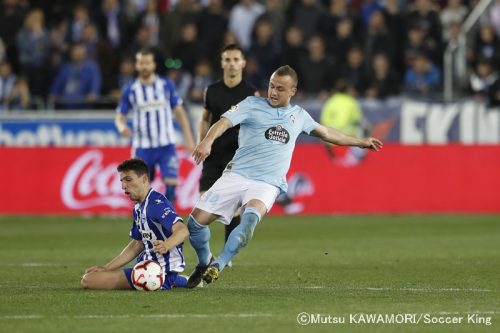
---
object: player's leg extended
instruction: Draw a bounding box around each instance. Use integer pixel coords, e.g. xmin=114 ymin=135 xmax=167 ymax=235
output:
xmin=188 ymin=208 xmax=217 ymax=265
xmin=186 ymin=208 xmax=218 ymax=288
xmin=225 ymin=215 xmax=241 ymax=243
xmin=81 ymin=270 xmax=131 ymax=290
xmin=159 ymin=144 xmax=179 ymax=204
xmin=212 ymin=200 xmax=268 ymax=274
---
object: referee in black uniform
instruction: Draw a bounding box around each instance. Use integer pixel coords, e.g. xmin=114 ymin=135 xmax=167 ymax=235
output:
xmin=198 ymin=44 xmax=258 ymax=265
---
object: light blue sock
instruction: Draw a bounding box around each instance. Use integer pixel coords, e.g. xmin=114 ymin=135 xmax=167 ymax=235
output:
xmin=187 ymin=215 xmax=211 ymax=266
xmin=215 ymin=208 xmax=261 ymax=271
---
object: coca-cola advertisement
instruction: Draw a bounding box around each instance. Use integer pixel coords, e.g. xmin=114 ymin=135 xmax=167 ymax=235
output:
xmin=1 ymin=145 xmax=500 ymax=215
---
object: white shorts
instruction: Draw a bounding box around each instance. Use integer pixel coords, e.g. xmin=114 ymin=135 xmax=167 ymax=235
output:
xmin=195 ymin=172 xmax=280 ymax=224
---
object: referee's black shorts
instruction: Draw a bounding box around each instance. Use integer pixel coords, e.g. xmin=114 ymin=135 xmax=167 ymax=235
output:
xmin=199 ymin=158 xmax=230 ymax=192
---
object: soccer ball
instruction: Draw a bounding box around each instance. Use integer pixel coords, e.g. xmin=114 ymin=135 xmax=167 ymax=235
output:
xmin=131 ymin=260 xmax=164 ymax=291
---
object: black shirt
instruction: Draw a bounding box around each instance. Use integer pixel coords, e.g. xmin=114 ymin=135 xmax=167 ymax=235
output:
xmin=204 ymin=79 xmax=256 ymax=161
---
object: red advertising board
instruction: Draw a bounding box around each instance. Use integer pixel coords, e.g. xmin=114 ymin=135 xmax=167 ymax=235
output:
xmin=1 ymin=145 xmax=499 ymax=215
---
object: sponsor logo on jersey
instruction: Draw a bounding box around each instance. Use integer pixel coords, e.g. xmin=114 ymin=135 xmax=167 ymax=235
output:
xmin=265 ymin=125 xmax=290 ymax=144
xmin=140 ymin=230 xmax=153 ymax=241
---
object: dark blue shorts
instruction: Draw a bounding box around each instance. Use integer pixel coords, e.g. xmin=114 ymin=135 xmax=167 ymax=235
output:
xmin=123 ymin=267 xmax=179 ymax=290
xmin=134 ymin=144 xmax=178 ymax=180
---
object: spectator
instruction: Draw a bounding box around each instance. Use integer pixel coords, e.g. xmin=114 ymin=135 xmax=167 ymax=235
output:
xmin=0 ymin=0 xmax=27 ymax=66
xmin=365 ymin=53 xmax=400 ymax=99
xmin=404 ymin=51 xmax=441 ymax=96
xmin=228 ymin=0 xmax=265 ymax=50
xmin=327 ymin=17 xmax=357 ymax=66
xmin=160 ymin=0 xmax=200 ymax=57
xmin=280 ymin=25 xmax=307 ymax=80
xmin=109 ymin=57 xmax=135 ymax=101
xmin=360 ymin=0 xmax=383 ymax=28
xmin=286 ymin=0 xmax=325 ymax=41
xmin=471 ymin=24 xmax=500 ymax=68
xmin=0 ymin=61 xmax=16 ymax=110
xmin=468 ymin=59 xmax=499 ymax=100
xmin=127 ymin=25 xmax=164 ymax=64
xmin=440 ymin=0 xmax=468 ymax=41
xmin=188 ymin=59 xmax=213 ymax=104
xmin=318 ymin=0 xmax=360 ymax=45
xmin=15 ymin=8 xmax=50 ymax=98
xmin=68 ymin=4 xmax=90 ymax=43
xmin=403 ymin=24 xmax=439 ymax=71
xmin=5 ymin=75 xmax=31 ymax=111
xmin=135 ymin=0 xmax=161 ymax=47
xmin=337 ymin=46 xmax=369 ymax=97
xmin=257 ymin=0 xmax=286 ymax=50
xmin=249 ymin=18 xmax=279 ymax=84
xmin=172 ymin=21 xmax=203 ymax=74
xmin=0 ymin=37 xmax=5 ymax=63
xmin=298 ymin=34 xmax=336 ymax=99
xmin=489 ymin=0 xmax=500 ymax=38
xmin=48 ymin=19 xmax=70 ymax=70
xmin=489 ymin=77 xmax=500 ymax=107
xmin=196 ymin=0 xmax=228 ymax=66
xmin=95 ymin=0 xmax=131 ymax=50
xmin=363 ymin=10 xmax=395 ymax=70
xmin=81 ymin=23 xmax=117 ymax=95
xmin=405 ymin=0 xmax=442 ymax=50
xmin=49 ymin=43 xmax=101 ymax=109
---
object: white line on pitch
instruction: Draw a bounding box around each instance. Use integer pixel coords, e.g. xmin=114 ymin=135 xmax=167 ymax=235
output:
xmin=0 ymin=313 xmax=274 ymax=320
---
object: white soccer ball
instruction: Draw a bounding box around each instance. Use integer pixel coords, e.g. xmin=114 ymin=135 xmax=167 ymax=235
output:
xmin=131 ymin=260 xmax=164 ymax=291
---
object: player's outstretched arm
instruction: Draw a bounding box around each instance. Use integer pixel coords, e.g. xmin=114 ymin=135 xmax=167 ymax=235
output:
xmin=192 ymin=118 xmax=234 ymax=164
xmin=173 ymin=105 xmax=196 ymax=152
xmin=115 ymin=114 xmax=132 ymax=137
xmin=198 ymin=108 xmax=212 ymax=144
xmin=153 ymin=222 xmax=189 ymax=254
xmin=311 ymin=124 xmax=383 ymax=152
xmin=85 ymin=240 xmax=144 ymax=273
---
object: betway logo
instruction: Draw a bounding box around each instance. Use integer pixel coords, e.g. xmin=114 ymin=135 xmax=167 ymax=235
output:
xmin=0 ymin=124 xmax=130 ymax=146
xmin=61 ymin=150 xmax=201 ymax=210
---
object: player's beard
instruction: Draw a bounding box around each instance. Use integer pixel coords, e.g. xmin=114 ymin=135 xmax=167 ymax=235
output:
xmin=139 ymin=70 xmax=154 ymax=81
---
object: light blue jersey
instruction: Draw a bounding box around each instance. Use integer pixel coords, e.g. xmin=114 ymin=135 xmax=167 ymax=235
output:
xmin=222 ymin=96 xmax=318 ymax=192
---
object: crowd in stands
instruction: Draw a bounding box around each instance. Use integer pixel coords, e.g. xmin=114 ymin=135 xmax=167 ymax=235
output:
xmin=1 ymin=0 xmax=500 ymax=110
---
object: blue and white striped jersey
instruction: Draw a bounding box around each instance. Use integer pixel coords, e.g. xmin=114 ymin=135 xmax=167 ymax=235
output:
xmin=129 ymin=189 xmax=185 ymax=273
xmin=118 ymin=76 xmax=182 ymax=149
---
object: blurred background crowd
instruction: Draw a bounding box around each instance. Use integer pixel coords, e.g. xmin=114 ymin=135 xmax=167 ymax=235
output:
xmin=0 ymin=0 xmax=499 ymax=111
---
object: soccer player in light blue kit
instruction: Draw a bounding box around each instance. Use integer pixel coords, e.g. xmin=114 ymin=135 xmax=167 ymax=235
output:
xmin=187 ymin=65 xmax=383 ymax=287
xmin=115 ymin=49 xmax=195 ymax=204
xmin=81 ymin=158 xmax=190 ymax=290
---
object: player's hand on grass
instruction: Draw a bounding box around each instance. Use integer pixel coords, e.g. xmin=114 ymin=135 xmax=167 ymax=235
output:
xmin=84 ymin=265 xmax=107 ymax=274
xmin=192 ymin=141 xmax=211 ymax=164
xmin=362 ymin=137 xmax=383 ymax=152
xmin=153 ymin=240 xmax=168 ymax=254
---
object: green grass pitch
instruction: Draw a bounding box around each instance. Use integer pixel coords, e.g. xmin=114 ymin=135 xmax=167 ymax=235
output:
xmin=0 ymin=215 xmax=499 ymax=333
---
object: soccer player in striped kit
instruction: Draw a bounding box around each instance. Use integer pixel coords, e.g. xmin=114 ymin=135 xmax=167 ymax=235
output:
xmin=115 ymin=49 xmax=195 ymax=204
xmin=81 ymin=158 xmax=189 ymax=290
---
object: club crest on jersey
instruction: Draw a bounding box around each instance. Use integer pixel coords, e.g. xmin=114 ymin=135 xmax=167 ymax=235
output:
xmin=265 ymin=125 xmax=290 ymax=144
xmin=229 ymin=104 xmax=238 ymax=112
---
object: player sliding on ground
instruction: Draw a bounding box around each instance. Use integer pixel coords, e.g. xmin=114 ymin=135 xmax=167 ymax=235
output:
xmin=81 ymin=158 xmax=189 ymax=290
xmin=187 ymin=65 xmax=383 ymax=288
